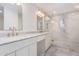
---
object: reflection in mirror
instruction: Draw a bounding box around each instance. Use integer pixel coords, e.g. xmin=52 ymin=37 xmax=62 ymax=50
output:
xmin=0 ymin=3 xmax=23 ymax=31
xmin=0 ymin=6 xmax=4 ymax=30
xmin=18 ymin=5 xmax=23 ymax=31
xmin=37 ymin=15 xmax=43 ymax=32
xmin=44 ymin=16 xmax=49 ymax=32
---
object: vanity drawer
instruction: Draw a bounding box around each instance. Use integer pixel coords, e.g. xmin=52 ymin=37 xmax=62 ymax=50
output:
xmin=0 ymin=37 xmax=37 ymax=56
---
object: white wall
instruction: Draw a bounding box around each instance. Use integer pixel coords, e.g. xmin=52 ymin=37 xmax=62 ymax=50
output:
xmin=50 ymin=12 xmax=79 ymax=52
xmin=49 ymin=15 xmax=70 ymax=48
xmin=64 ymin=12 xmax=79 ymax=40
xmin=49 ymin=16 xmax=63 ymax=39
xmin=4 ymin=4 xmax=18 ymax=30
xmin=22 ymin=4 xmax=37 ymax=32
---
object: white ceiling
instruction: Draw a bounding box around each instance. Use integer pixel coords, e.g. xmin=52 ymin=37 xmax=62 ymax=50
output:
xmin=36 ymin=3 xmax=79 ymax=16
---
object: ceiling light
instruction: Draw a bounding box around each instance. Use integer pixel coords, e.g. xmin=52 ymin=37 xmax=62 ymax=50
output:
xmin=36 ymin=10 xmax=44 ymax=17
xmin=75 ymin=5 xmax=79 ymax=8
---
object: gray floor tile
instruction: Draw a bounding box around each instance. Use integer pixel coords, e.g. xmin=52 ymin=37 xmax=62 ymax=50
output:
xmin=45 ymin=45 xmax=79 ymax=56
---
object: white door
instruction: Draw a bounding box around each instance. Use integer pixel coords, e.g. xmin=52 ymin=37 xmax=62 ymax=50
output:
xmin=29 ymin=43 xmax=37 ymax=56
xmin=45 ymin=34 xmax=51 ymax=50
xmin=16 ymin=46 xmax=29 ymax=56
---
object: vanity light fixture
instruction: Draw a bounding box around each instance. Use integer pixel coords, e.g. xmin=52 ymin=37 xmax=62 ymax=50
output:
xmin=37 ymin=10 xmax=44 ymax=17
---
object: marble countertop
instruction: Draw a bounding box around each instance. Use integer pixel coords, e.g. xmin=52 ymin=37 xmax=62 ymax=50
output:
xmin=0 ymin=32 xmax=48 ymax=46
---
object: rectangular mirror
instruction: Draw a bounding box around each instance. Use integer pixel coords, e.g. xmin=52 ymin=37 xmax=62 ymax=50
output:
xmin=0 ymin=3 xmax=23 ymax=31
xmin=37 ymin=15 xmax=44 ymax=32
xmin=44 ymin=19 xmax=49 ymax=32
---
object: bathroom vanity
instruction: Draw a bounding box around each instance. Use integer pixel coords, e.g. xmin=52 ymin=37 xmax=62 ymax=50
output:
xmin=0 ymin=3 xmax=51 ymax=56
xmin=0 ymin=32 xmax=51 ymax=56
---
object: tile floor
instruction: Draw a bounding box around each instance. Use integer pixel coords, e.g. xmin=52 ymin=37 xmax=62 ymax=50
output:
xmin=45 ymin=45 xmax=79 ymax=56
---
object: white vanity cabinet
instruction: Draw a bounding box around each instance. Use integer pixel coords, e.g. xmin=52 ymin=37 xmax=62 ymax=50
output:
xmin=45 ymin=33 xmax=52 ymax=50
xmin=0 ymin=33 xmax=48 ymax=56
xmin=16 ymin=46 xmax=29 ymax=56
xmin=6 ymin=52 xmax=15 ymax=56
xmin=16 ymin=43 xmax=37 ymax=56
xmin=0 ymin=37 xmax=38 ymax=56
xmin=5 ymin=42 xmax=37 ymax=56
xmin=28 ymin=43 xmax=37 ymax=56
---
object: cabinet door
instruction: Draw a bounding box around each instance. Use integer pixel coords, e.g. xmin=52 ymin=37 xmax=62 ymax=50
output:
xmin=16 ymin=46 xmax=29 ymax=56
xmin=6 ymin=52 xmax=15 ymax=56
xmin=29 ymin=43 xmax=37 ymax=56
xmin=37 ymin=39 xmax=45 ymax=56
xmin=45 ymin=34 xmax=51 ymax=50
